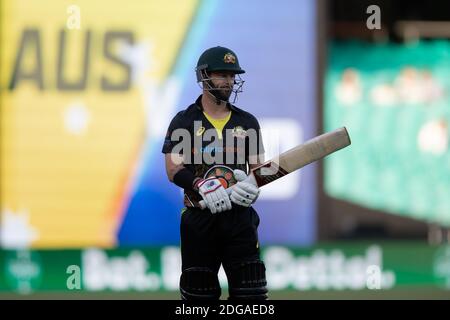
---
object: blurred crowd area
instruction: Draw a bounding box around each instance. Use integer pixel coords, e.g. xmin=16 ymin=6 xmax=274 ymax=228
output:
xmin=320 ymin=0 xmax=450 ymax=244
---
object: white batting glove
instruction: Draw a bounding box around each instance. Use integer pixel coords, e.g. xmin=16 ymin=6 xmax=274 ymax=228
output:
xmin=230 ymin=169 xmax=260 ymax=207
xmin=195 ymin=177 xmax=232 ymax=213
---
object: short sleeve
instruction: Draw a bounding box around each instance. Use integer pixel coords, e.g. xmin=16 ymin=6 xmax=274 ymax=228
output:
xmin=248 ymin=115 xmax=265 ymax=157
xmin=161 ymin=113 xmax=184 ymax=154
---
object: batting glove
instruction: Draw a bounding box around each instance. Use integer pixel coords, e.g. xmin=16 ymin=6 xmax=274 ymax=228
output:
xmin=230 ymin=169 xmax=260 ymax=207
xmin=195 ymin=177 xmax=232 ymax=213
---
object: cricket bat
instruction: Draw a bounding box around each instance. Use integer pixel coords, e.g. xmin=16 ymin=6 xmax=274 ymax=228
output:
xmin=199 ymin=127 xmax=351 ymax=209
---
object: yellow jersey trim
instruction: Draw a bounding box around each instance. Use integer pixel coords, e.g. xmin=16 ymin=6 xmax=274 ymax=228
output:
xmin=203 ymin=111 xmax=232 ymax=139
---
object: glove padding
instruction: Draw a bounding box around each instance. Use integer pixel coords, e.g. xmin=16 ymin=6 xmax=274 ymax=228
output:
xmin=230 ymin=169 xmax=260 ymax=207
xmin=196 ymin=177 xmax=232 ymax=214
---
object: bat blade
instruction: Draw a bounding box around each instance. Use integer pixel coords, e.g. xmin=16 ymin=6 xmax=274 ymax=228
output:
xmin=199 ymin=127 xmax=351 ymax=209
xmin=251 ymin=127 xmax=351 ymax=187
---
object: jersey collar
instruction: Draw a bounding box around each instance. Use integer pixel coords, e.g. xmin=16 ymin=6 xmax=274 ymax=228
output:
xmin=195 ymin=95 xmax=240 ymax=113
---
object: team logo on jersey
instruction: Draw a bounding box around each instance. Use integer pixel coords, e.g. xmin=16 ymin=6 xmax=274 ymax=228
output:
xmin=196 ymin=126 xmax=206 ymax=136
xmin=223 ymin=53 xmax=236 ymax=64
xmin=204 ymin=165 xmax=237 ymax=188
xmin=231 ymin=126 xmax=247 ymax=138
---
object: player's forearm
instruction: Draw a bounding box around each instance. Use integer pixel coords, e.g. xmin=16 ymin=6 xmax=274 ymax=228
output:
xmin=165 ymin=153 xmax=186 ymax=182
xmin=165 ymin=153 xmax=199 ymax=191
xmin=170 ymin=166 xmax=202 ymax=192
xmin=167 ymin=164 xmax=185 ymax=182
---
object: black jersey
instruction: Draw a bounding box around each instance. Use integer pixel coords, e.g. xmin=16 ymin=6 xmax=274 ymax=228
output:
xmin=162 ymin=95 xmax=265 ymax=207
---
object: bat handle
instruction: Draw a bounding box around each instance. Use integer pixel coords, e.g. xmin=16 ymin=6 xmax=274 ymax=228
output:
xmin=199 ymin=188 xmax=233 ymax=210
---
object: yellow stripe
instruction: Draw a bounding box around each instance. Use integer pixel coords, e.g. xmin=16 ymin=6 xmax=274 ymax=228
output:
xmin=203 ymin=111 xmax=231 ymax=139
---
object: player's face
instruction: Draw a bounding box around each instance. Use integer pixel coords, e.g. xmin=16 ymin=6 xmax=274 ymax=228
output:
xmin=210 ymin=71 xmax=235 ymax=101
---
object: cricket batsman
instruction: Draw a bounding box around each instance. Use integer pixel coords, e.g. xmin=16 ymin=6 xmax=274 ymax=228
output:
xmin=162 ymin=46 xmax=268 ymax=300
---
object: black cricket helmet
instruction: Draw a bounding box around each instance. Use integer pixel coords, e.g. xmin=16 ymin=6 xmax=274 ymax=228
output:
xmin=195 ymin=46 xmax=245 ymax=103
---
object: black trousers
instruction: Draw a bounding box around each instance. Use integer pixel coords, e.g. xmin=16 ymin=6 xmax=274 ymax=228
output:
xmin=180 ymin=205 xmax=261 ymax=273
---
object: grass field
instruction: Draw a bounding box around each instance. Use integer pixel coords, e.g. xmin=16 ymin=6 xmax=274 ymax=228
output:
xmin=1 ymin=288 xmax=450 ymax=300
